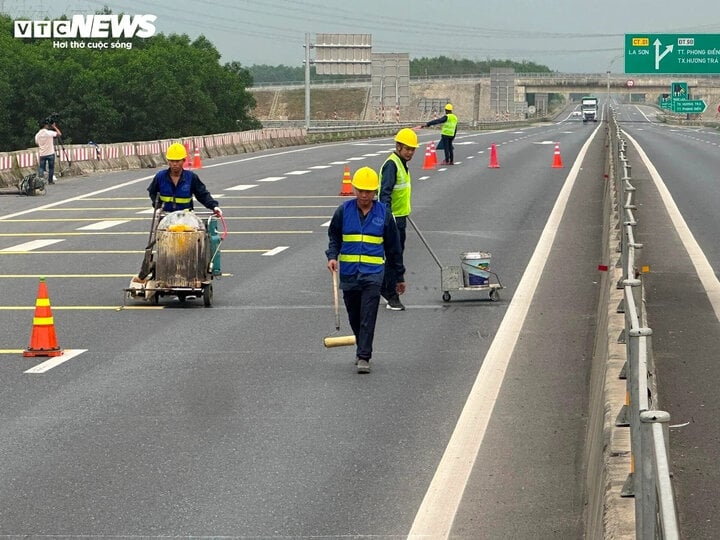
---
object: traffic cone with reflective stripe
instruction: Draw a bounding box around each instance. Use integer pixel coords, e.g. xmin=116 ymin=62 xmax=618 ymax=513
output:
xmin=552 ymin=143 xmax=563 ymax=168
xmin=24 ymin=278 xmax=63 ymax=357
xmin=422 ymin=143 xmax=436 ymax=170
xmin=192 ymin=147 xmax=203 ymax=169
xmin=488 ymin=143 xmax=500 ymax=168
xmin=339 ymin=166 xmax=353 ymax=196
xmin=429 ymin=141 xmax=438 ymax=168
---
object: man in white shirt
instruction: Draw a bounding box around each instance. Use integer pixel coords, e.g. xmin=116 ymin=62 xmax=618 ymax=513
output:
xmin=34 ymin=119 xmax=62 ymax=184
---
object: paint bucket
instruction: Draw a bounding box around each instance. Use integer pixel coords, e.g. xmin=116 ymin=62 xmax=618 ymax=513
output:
xmin=460 ymin=251 xmax=491 ymax=287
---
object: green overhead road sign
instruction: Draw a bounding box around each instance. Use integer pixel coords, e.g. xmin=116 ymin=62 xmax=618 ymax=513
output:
xmin=672 ymin=99 xmax=707 ymax=114
xmin=625 ymin=34 xmax=720 ymax=73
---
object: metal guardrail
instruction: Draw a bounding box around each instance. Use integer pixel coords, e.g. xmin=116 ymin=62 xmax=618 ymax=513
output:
xmin=610 ymin=109 xmax=680 ymax=539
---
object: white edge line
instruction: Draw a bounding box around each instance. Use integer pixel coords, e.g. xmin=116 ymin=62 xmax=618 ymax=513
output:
xmin=623 ymin=129 xmax=720 ymax=321
xmin=24 ymin=349 xmax=88 ymax=373
xmin=407 ymin=125 xmax=601 ymax=538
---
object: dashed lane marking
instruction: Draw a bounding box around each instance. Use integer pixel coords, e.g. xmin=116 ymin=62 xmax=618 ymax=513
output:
xmin=24 ymin=349 xmax=88 ymax=373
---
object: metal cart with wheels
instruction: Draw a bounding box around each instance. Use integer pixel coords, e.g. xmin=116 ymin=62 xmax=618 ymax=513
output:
xmin=124 ymin=209 xmax=226 ymax=307
xmin=408 ymin=217 xmax=503 ymax=303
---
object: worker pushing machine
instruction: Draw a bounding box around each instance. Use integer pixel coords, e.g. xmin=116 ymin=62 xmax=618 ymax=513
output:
xmin=378 ymin=127 xmax=418 ymax=311
xmin=136 ymin=143 xmax=223 ymax=282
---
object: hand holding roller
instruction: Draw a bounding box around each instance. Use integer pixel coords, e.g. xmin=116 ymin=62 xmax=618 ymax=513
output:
xmin=323 ymin=270 xmax=356 ymax=348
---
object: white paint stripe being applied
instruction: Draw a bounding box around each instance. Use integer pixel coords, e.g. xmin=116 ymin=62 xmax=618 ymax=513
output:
xmin=258 ymin=176 xmax=286 ymax=182
xmin=262 ymin=246 xmax=289 ymax=256
xmin=1 ymin=239 xmax=64 ymax=252
xmin=408 ymin=126 xmax=601 ymax=538
xmin=24 ymin=349 xmax=87 ymax=374
xmin=76 ymin=220 xmax=128 ymax=231
xmin=624 ymin=130 xmax=720 ymax=322
xmin=226 ymin=185 xmax=258 ymax=191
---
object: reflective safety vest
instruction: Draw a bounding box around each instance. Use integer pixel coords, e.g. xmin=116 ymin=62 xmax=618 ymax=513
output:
xmin=155 ymin=169 xmax=193 ymax=212
xmin=380 ymin=152 xmax=411 ymax=217
xmin=338 ymin=199 xmax=386 ymax=276
xmin=441 ymin=113 xmax=458 ymax=137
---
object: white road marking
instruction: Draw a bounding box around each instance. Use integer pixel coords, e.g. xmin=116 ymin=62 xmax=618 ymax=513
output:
xmin=1 ymin=239 xmax=64 ymax=251
xmin=284 ymin=170 xmax=310 ymax=175
xmin=226 ymin=185 xmax=258 ymax=191
xmin=624 ymin=130 xmax=720 ymax=322
xmin=24 ymin=349 xmax=88 ymax=373
xmin=76 ymin=220 xmax=128 ymax=231
xmin=262 ymin=246 xmax=289 ymax=256
xmin=408 ymin=124 xmax=602 ymax=538
xmin=309 ymin=165 xmax=331 ymax=169
xmin=258 ymin=176 xmax=286 ymax=182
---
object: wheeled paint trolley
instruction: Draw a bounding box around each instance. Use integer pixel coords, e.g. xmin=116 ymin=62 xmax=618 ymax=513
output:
xmin=408 ymin=217 xmax=503 ymax=302
xmin=125 ymin=210 xmax=226 ymax=307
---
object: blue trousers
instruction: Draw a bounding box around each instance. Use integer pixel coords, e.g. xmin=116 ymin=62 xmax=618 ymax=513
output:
xmin=38 ymin=154 xmax=55 ymax=182
xmin=381 ymin=215 xmax=406 ymax=300
xmin=343 ymin=281 xmax=381 ymax=361
xmin=440 ymin=135 xmax=454 ymax=163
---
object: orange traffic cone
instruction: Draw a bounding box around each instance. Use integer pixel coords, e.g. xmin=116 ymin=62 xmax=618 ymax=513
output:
xmin=422 ymin=143 xmax=436 ymax=170
xmin=552 ymin=143 xmax=563 ymax=168
xmin=488 ymin=143 xmax=500 ymax=168
xmin=24 ymin=278 xmax=63 ymax=358
xmin=183 ymin=143 xmax=191 ymax=169
xmin=429 ymin=141 xmax=438 ymax=168
xmin=192 ymin=147 xmax=203 ymax=169
xmin=339 ymin=165 xmax=353 ymax=196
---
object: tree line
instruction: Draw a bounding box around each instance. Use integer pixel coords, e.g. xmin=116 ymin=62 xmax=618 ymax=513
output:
xmin=1 ymin=6 xmax=553 ymax=153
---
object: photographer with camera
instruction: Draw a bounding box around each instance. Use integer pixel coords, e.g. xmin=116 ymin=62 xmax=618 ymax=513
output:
xmin=34 ymin=117 xmax=62 ymax=184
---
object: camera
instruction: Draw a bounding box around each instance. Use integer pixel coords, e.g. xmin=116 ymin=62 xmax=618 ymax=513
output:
xmin=40 ymin=112 xmax=61 ymax=127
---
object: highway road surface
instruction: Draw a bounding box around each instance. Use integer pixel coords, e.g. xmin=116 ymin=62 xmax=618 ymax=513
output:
xmin=0 ymin=102 xmax=716 ymax=538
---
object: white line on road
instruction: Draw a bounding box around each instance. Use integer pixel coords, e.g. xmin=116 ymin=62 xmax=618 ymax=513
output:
xmin=226 ymin=185 xmax=258 ymax=191
xmin=408 ymin=125 xmax=601 ymax=538
xmin=624 ymin=130 xmax=720 ymax=322
xmin=76 ymin=220 xmax=128 ymax=230
xmin=262 ymin=246 xmax=289 ymax=256
xmin=24 ymin=349 xmax=88 ymax=373
xmin=0 ymin=239 xmax=64 ymax=251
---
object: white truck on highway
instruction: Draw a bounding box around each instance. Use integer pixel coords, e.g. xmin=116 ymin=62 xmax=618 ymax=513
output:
xmin=581 ymin=95 xmax=598 ymax=122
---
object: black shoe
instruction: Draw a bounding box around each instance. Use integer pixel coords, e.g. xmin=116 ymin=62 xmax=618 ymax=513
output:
xmin=356 ymin=358 xmax=370 ymax=374
xmin=48 ymin=180 xmax=55 ymax=184
xmin=386 ymin=295 xmax=405 ymax=311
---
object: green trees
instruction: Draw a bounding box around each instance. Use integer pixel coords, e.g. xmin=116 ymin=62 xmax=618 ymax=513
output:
xmin=0 ymin=13 xmax=260 ymax=152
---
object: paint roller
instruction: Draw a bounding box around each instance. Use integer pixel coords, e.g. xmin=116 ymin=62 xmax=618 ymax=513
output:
xmin=323 ymin=270 xmax=356 ymax=348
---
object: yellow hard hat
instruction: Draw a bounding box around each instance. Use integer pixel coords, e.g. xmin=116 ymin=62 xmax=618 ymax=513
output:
xmin=166 ymin=143 xmax=187 ymax=161
xmin=351 ymin=166 xmax=379 ymax=191
xmin=445 ymin=103 xmax=453 ymax=111
xmin=394 ymin=128 xmax=418 ymax=148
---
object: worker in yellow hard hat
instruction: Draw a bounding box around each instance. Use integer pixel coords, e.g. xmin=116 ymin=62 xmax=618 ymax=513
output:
xmin=147 ymin=142 xmax=222 ymax=216
xmin=326 ymin=166 xmax=406 ymax=374
xmin=421 ymin=103 xmax=457 ymax=165
xmin=377 ymin=127 xmax=418 ymax=311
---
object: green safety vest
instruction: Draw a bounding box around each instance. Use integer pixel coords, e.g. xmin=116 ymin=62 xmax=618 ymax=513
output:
xmin=379 ymin=153 xmax=411 ymax=217
xmin=442 ymin=113 xmax=457 ymax=137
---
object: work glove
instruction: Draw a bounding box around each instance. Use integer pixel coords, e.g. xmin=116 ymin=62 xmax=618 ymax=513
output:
xmin=213 ymin=207 xmax=222 ymax=217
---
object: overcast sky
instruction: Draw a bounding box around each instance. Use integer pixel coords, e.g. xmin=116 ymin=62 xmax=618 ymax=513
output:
xmin=5 ymin=0 xmax=720 ymax=73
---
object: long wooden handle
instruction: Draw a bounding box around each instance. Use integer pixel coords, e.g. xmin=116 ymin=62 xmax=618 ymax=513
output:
xmin=332 ymin=270 xmax=340 ymax=330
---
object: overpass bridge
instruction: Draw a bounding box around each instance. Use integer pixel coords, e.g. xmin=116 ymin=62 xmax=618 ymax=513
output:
xmin=251 ymin=73 xmax=720 ymax=123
